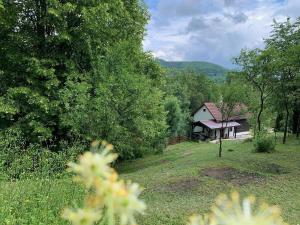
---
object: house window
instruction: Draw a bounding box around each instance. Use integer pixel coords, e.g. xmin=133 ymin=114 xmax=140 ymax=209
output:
xmin=203 ymin=108 xmax=206 ymax=112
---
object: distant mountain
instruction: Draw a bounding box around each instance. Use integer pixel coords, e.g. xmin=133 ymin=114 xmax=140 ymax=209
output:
xmin=158 ymin=59 xmax=229 ymax=79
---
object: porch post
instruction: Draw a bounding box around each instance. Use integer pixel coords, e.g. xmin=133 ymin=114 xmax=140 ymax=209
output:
xmin=190 ymin=123 xmax=194 ymax=139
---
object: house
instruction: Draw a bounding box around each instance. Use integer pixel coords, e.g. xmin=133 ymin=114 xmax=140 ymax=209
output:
xmin=191 ymin=102 xmax=249 ymax=140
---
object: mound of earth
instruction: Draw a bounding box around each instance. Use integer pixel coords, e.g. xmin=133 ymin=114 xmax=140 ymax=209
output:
xmin=202 ymin=167 xmax=264 ymax=185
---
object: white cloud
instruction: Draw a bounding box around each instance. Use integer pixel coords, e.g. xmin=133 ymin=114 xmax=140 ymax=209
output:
xmin=144 ymin=0 xmax=299 ymax=68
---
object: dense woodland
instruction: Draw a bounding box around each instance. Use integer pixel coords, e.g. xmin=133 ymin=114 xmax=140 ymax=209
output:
xmin=0 ymin=0 xmax=299 ymax=179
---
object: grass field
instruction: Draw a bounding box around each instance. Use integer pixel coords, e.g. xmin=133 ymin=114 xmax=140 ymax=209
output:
xmin=0 ymin=136 xmax=299 ymax=225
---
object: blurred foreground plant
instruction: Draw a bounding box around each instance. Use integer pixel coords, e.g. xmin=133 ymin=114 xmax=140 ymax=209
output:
xmin=188 ymin=192 xmax=287 ymax=225
xmin=62 ymin=141 xmax=146 ymax=225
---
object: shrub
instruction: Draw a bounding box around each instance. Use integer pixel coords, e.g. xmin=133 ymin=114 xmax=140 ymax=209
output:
xmin=0 ymin=128 xmax=86 ymax=179
xmin=253 ymin=133 xmax=276 ymax=152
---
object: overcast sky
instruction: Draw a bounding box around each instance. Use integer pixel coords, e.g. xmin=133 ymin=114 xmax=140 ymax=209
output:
xmin=143 ymin=0 xmax=300 ymax=68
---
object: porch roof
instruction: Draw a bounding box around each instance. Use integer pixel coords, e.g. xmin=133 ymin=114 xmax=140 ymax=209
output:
xmin=199 ymin=120 xmax=240 ymax=129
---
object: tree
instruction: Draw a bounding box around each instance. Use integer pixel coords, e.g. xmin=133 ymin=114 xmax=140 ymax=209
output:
xmin=0 ymin=0 xmax=167 ymax=160
xmin=165 ymin=70 xmax=218 ymax=113
xmin=60 ymin=41 xmax=167 ymax=159
xmin=265 ymin=18 xmax=300 ymax=143
xmin=234 ymin=49 xmax=274 ymax=135
xmin=164 ymin=96 xmax=188 ymax=137
xmin=216 ymin=84 xmax=244 ymax=157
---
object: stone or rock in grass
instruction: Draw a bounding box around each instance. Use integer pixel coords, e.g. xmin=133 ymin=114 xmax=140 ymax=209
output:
xmin=154 ymin=177 xmax=201 ymax=193
xmin=202 ymin=167 xmax=264 ymax=185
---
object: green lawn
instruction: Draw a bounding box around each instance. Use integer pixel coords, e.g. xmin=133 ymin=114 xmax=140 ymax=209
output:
xmin=1 ymin=136 xmax=299 ymax=225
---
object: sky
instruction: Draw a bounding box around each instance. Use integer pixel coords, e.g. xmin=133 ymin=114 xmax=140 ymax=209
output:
xmin=143 ymin=0 xmax=300 ymax=68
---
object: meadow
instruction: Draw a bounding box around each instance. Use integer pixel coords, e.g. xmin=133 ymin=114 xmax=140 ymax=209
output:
xmin=0 ymin=136 xmax=299 ymax=225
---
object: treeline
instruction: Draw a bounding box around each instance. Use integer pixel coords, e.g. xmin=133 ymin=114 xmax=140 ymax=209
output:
xmin=233 ymin=18 xmax=300 ymax=142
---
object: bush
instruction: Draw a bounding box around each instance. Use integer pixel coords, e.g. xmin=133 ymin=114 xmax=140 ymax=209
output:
xmin=254 ymin=133 xmax=276 ymax=152
xmin=0 ymin=128 xmax=85 ymax=180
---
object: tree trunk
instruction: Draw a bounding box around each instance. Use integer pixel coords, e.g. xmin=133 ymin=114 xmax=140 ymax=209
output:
xmin=292 ymin=108 xmax=300 ymax=134
xmin=297 ymin=116 xmax=300 ymax=138
xmin=219 ymin=120 xmax=228 ymax=157
xmin=283 ymin=102 xmax=289 ymax=144
xmin=275 ymin=113 xmax=282 ymax=132
xmin=257 ymin=93 xmax=264 ymax=133
xmin=283 ymin=113 xmax=289 ymax=144
xmin=218 ymin=130 xmax=222 ymax=157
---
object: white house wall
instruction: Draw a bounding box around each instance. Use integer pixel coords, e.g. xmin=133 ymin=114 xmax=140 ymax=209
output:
xmin=216 ymin=129 xmax=220 ymax=139
xmin=193 ymin=126 xmax=203 ymax=132
xmin=211 ymin=127 xmax=235 ymax=139
xmin=193 ymin=105 xmax=214 ymax=122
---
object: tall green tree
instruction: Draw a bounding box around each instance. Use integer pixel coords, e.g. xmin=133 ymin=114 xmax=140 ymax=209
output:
xmin=265 ymin=18 xmax=300 ymax=143
xmin=60 ymin=42 xmax=167 ymax=159
xmin=166 ymin=70 xmax=218 ymax=113
xmin=234 ymin=49 xmax=275 ymax=135
xmin=0 ymin=0 xmax=166 ymax=159
xmin=164 ymin=95 xmax=188 ymax=137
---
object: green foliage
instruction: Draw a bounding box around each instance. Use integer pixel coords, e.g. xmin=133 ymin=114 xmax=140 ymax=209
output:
xmin=164 ymin=96 xmax=187 ymax=137
xmin=0 ymin=128 xmax=85 ymax=179
xmin=58 ymin=42 xmax=167 ymax=159
xmin=166 ymin=71 xmax=218 ymax=113
xmin=164 ymin=70 xmax=218 ymax=137
xmin=0 ymin=0 xmax=166 ymax=172
xmin=158 ymin=59 xmax=229 ymax=79
xmin=234 ymin=18 xmax=300 ymax=139
xmin=253 ymin=132 xmax=276 ymax=153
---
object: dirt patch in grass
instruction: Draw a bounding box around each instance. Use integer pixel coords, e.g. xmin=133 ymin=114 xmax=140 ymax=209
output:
xmin=256 ymin=163 xmax=289 ymax=175
xmin=154 ymin=177 xmax=201 ymax=193
xmin=159 ymin=159 xmax=170 ymax=164
xmin=202 ymin=167 xmax=264 ymax=185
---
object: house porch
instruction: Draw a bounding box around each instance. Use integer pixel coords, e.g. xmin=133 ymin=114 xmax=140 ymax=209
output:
xmin=191 ymin=120 xmax=240 ymax=141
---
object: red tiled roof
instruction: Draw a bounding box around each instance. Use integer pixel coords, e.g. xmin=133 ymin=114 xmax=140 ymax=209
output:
xmin=196 ymin=102 xmax=248 ymax=122
xmin=204 ymin=102 xmax=223 ymax=121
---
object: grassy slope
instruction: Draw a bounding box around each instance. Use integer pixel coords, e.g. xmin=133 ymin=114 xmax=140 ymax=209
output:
xmin=0 ymin=137 xmax=299 ymax=225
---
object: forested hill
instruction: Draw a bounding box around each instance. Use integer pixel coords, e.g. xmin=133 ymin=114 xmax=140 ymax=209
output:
xmin=158 ymin=59 xmax=229 ymax=78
